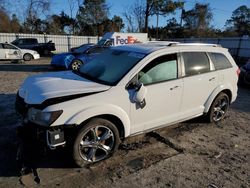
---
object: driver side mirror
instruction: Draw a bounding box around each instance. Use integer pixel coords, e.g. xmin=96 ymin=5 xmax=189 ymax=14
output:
xmin=133 ymin=83 xmax=147 ymax=108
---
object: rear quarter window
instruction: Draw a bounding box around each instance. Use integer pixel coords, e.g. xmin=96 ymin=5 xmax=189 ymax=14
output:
xmin=182 ymin=52 xmax=210 ymax=76
xmin=209 ymin=53 xmax=232 ymax=70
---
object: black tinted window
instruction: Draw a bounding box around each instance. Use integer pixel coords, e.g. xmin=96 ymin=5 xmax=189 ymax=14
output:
xmin=19 ymin=39 xmax=36 ymax=44
xmin=182 ymin=52 xmax=210 ymax=76
xmin=88 ymin=47 xmax=106 ymax=54
xmin=209 ymin=53 xmax=232 ymax=70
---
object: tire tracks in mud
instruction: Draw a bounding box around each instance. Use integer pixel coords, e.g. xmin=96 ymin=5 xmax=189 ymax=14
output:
xmin=18 ymin=130 xmax=185 ymax=187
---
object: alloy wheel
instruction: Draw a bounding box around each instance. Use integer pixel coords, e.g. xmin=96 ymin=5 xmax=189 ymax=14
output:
xmin=212 ymin=96 xmax=229 ymax=122
xmin=78 ymin=125 xmax=115 ymax=162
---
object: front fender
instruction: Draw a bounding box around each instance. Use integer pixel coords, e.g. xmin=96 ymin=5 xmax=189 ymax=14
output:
xmin=204 ymin=84 xmax=233 ymax=113
xmin=65 ymin=104 xmax=131 ymax=137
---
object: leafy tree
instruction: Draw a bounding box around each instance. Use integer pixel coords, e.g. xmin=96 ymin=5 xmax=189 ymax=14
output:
xmin=111 ymin=15 xmax=124 ymax=32
xmin=10 ymin=14 xmax=21 ymax=33
xmin=0 ymin=8 xmax=10 ymax=32
xmin=23 ymin=17 xmax=47 ymax=34
xmin=226 ymin=5 xmax=250 ymax=36
xmin=77 ymin=0 xmax=109 ymax=36
xmin=44 ymin=12 xmax=73 ymax=34
xmin=182 ymin=3 xmax=213 ymax=37
xmin=144 ymin=0 xmax=184 ymax=33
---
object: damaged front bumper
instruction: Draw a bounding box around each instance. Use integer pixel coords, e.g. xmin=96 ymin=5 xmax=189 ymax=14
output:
xmin=15 ymin=93 xmax=72 ymax=150
xmin=17 ymin=122 xmax=66 ymax=150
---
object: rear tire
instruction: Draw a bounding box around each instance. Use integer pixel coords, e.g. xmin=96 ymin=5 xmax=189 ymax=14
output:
xmin=207 ymin=92 xmax=229 ymax=123
xmin=71 ymin=60 xmax=83 ymax=71
xmin=73 ymin=118 xmax=120 ymax=167
xmin=23 ymin=53 xmax=33 ymax=61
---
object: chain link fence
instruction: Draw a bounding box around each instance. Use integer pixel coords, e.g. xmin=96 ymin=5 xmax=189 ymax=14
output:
xmin=1 ymin=33 xmax=249 ymax=63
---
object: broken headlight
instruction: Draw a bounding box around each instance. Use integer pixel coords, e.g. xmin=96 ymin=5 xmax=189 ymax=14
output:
xmin=27 ymin=108 xmax=63 ymax=126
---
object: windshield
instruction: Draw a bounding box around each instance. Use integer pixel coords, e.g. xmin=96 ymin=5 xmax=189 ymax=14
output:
xmin=79 ymin=48 xmax=146 ymax=86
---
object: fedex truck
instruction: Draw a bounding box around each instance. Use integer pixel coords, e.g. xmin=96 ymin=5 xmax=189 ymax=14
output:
xmin=99 ymin=32 xmax=148 ymax=46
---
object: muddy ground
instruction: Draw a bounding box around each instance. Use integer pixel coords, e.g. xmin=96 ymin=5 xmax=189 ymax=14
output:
xmin=0 ymin=58 xmax=249 ymax=188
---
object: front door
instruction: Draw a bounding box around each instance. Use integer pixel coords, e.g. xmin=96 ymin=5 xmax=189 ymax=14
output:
xmin=2 ymin=44 xmax=21 ymax=60
xmin=129 ymin=53 xmax=183 ymax=134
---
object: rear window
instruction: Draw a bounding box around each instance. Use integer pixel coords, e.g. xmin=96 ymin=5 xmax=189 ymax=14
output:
xmin=209 ymin=53 xmax=232 ymax=70
xmin=182 ymin=52 xmax=210 ymax=76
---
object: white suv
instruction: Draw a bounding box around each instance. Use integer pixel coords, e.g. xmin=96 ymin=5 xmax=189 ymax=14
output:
xmin=16 ymin=42 xmax=239 ymax=167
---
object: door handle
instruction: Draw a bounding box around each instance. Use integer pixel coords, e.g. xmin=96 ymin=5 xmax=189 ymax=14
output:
xmin=170 ymin=86 xmax=179 ymax=90
xmin=209 ymin=77 xmax=215 ymax=81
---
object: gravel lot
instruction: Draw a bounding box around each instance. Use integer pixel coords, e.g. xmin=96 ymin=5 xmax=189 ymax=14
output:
xmin=0 ymin=58 xmax=249 ymax=188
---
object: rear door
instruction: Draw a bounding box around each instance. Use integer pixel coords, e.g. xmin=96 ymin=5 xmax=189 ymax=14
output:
xmin=180 ymin=52 xmax=218 ymax=118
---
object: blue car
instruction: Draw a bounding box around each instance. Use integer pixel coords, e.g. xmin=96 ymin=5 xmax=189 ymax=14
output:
xmin=239 ymin=59 xmax=250 ymax=86
xmin=51 ymin=44 xmax=107 ymax=70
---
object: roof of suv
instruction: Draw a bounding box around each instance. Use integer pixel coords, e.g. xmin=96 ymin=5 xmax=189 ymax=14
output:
xmin=113 ymin=41 xmax=223 ymax=54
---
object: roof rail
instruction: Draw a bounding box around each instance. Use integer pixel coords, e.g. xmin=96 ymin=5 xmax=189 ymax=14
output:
xmin=169 ymin=43 xmax=222 ymax=47
xmin=146 ymin=41 xmax=179 ymax=46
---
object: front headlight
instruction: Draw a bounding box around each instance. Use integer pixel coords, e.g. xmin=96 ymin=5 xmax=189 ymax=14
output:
xmin=28 ymin=108 xmax=63 ymax=126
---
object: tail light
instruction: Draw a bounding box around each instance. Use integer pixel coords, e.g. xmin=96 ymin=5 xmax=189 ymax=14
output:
xmin=236 ymin=68 xmax=240 ymax=77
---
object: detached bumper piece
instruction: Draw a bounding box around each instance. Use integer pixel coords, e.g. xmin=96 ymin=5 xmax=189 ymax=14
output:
xmin=18 ymin=123 xmax=66 ymax=150
xmin=46 ymin=128 xmax=66 ymax=149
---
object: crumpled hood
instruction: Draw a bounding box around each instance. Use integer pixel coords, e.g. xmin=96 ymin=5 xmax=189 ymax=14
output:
xmin=19 ymin=71 xmax=111 ymax=104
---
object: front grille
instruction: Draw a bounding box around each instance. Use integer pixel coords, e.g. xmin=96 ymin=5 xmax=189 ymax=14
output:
xmin=15 ymin=93 xmax=28 ymax=116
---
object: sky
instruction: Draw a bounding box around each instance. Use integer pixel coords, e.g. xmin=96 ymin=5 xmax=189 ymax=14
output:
xmin=51 ymin=0 xmax=250 ymax=30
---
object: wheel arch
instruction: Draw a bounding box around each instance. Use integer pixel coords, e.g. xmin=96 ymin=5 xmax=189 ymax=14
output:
xmin=70 ymin=59 xmax=83 ymax=70
xmin=23 ymin=53 xmax=33 ymax=60
xmin=77 ymin=114 xmax=125 ymax=139
xmin=64 ymin=105 xmax=130 ymax=138
xmin=204 ymin=85 xmax=233 ymax=113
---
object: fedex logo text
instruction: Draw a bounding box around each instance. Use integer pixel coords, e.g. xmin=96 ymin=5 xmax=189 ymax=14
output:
xmin=114 ymin=36 xmax=139 ymax=45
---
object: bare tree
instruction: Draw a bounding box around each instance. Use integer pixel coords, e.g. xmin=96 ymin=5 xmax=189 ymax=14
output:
xmin=123 ymin=0 xmax=145 ymax=32
xmin=0 ymin=0 xmax=5 ymax=9
xmin=67 ymin=0 xmax=83 ymax=34
xmin=123 ymin=10 xmax=136 ymax=32
xmin=24 ymin=0 xmax=50 ymax=33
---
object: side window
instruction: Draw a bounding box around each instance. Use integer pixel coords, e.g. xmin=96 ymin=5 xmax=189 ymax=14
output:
xmin=138 ymin=54 xmax=178 ymax=85
xmin=182 ymin=52 xmax=210 ymax=76
xmin=0 ymin=44 xmax=3 ymax=49
xmin=3 ymin=44 xmax=16 ymax=49
xmin=18 ymin=39 xmax=24 ymax=45
xmin=27 ymin=39 xmax=36 ymax=44
xmin=209 ymin=53 xmax=232 ymax=70
xmin=88 ymin=47 xmax=105 ymax=54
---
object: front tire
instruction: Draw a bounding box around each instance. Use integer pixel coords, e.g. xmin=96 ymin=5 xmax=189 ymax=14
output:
xmin=73 ymin=118 xmax=120 ymax=167
xmin=207 ymin=92 xmax=229 ymax=123
xmin=71 ymin=59 xmax=83 ymax=71
xmin=23 ymin=53 xmax=33 ymax=61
